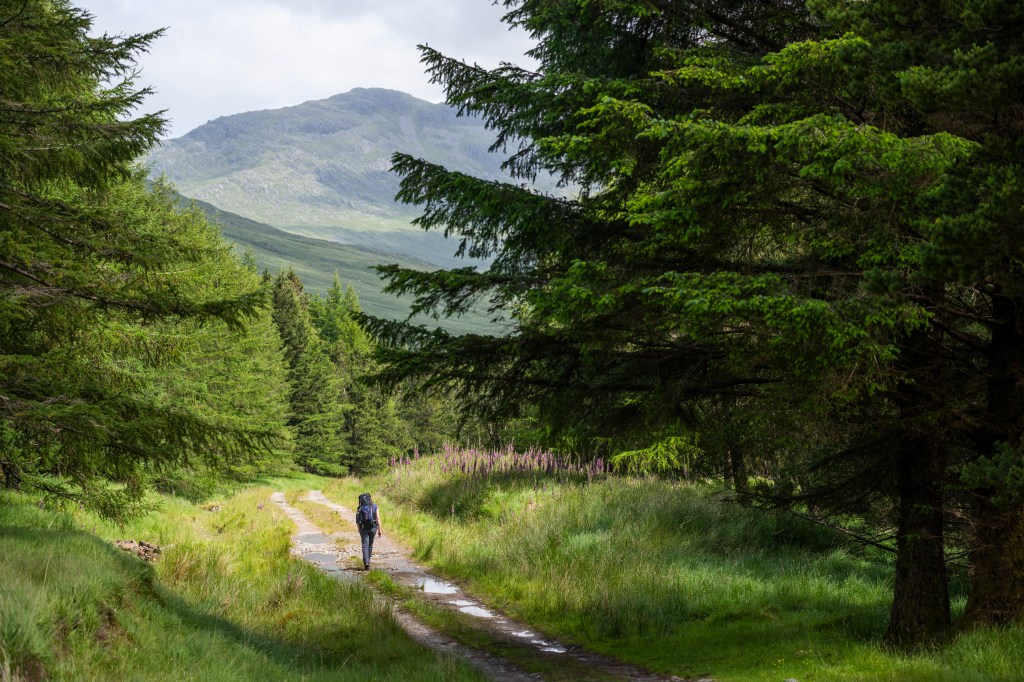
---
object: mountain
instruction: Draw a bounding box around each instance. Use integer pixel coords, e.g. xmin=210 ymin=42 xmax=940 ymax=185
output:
xmin=185 ymin=196 xmax=499 ymax=336
xmin=148 ymin=88 xmax=523 ymax=269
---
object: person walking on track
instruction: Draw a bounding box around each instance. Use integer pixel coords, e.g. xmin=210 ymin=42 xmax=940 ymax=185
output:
xmin=355 ymin=492 xmax=382 ymax=570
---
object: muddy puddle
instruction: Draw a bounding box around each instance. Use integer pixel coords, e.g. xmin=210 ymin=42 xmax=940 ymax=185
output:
xmin=304 ymin=551 xmax=340 ymax=565
xmin=416 ymin=577 xmax=459 ymax=594
xmin=444 ymin=599 xmax=493 ymax=618
xmin=269 ymin=493 xmax=359 ymax=584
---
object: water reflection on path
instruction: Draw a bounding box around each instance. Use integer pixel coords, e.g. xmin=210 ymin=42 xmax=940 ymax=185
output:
xmin=417 ymin=577 xmax=459 ymax=594
xmin=270 ymin=492 xmax=357 ymax=583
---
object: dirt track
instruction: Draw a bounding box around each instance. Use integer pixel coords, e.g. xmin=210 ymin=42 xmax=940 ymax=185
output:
xmin=271 ymin=490 xmax=696 ymax=682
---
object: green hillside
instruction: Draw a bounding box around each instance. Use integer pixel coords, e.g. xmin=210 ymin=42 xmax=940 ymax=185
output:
xmin=187 ymin=196 xmax=497 ymax=335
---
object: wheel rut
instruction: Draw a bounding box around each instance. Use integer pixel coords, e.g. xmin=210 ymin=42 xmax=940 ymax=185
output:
xmin=271 ymin=490 xmax=694 ymax=682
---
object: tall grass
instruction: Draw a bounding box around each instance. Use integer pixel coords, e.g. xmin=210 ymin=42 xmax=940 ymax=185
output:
xmin=328 ymin=446 xmax=1024 ymax=682
xmin=0 ymin=481 xmax=485 ymax=681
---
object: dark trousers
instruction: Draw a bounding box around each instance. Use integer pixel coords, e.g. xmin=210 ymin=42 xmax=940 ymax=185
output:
xmin=359 ymin=528 xmax=377 ymax=567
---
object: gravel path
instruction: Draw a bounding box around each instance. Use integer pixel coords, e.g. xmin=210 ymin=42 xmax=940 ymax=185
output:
xmin=280 ymin=490 xmax=691 ymax=682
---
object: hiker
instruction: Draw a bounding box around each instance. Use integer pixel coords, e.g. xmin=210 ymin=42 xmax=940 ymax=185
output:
xmin=355 ymin=492 xmax=382 ymax=570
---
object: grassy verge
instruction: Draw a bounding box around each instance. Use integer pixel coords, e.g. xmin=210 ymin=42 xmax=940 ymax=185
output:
xmin=0 ymin=477 xmax=485 ymax=681
xmin=324 ymin=456 xmax=1024 ymax=682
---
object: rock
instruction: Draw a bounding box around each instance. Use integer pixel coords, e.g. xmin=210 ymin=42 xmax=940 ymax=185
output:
xmin=115 ymin=539 xmax=162 ymax=561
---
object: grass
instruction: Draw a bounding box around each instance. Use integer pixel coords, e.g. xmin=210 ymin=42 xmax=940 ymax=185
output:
xmin=11 ymin=464 xmax=1018 ymax=681
xmin=322 ymin=448 xmax=1024 ymax=682
xmin=0 ymin=478 xmax=485 ymax=681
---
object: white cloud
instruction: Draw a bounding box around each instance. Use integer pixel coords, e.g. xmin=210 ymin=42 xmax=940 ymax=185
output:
xmin=80 ymin=0 xmax=535 ymax=137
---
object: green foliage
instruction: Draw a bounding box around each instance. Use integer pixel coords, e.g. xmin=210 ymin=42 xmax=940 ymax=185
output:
xmin=0 ymin=0 xmax=292 ymax=518
xmin=267 ymin=266 xmax=472 ymax=477
xmin=364 ymin=0 xmax=1024 ymax=638
xmin=272 ymin=271 xmax=347 ymax=474
xmin=310 ymin=276 xmax=442 ymax=471
xmin=962 ymin=443 xmax=1024 ymax=509
xmin=371 ymin=0 xmax=919 ymax=442
xmin=805 ymin=0 xmax=1024 ymax=631
xmin=609 ymin=434 xmax=703 ymax=476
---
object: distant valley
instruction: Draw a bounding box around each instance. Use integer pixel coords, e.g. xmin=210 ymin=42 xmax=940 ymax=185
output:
xmin=184 ymin=196 xmax=499 ymax=335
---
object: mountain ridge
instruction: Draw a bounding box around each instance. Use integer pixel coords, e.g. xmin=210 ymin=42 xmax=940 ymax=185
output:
xmin=147 ymin=88 xmax=515 ymax=269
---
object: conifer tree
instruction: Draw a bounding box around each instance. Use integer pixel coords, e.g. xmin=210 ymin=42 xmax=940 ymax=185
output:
xmin=150 ymin=233 xmax=292 ymax=495
xmin=369 ymin=0 xmax=1024 ymax=643
xmin=0 ymin=0 xmax=284 ymax=515
xmin=310 ymin=276 xmax=411 ymax=470
xmin=271 ymin=271 xmax=346 ymax=475
xmin=370 ymin=0 xmax=823 ymax=436
xmin=810 ymin=0 xmax=1024 ymax=630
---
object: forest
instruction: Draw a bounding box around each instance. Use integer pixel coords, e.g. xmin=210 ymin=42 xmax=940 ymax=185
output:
xmin=3 ymin=0 xmax=1024 ymax=680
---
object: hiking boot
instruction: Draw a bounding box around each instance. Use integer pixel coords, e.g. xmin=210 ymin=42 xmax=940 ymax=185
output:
xmin=364 ymin=563 xmax=370 ymax=571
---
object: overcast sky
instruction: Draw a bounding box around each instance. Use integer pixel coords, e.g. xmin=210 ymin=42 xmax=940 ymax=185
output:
xmin=79 ymin=0 xmax=537 ymax=138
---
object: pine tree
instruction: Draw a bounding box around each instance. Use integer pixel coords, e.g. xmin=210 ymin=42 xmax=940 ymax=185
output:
xmin=810 ymin=0 xmax=1024 ymax=630
xmin=370 ymin=0 xmax=826 ymax=437
xmin=367 ymin=0 xmax=1024 ymax=644
xmin=271 ymin=271 xmax=346 ymax=475
xmin=149 ymin=229 xmax=293 ymax=493
xmin=309 ymin=276 xmax=412 ymax=470
xmin=0 ymin=1 xmax=289 ymax=517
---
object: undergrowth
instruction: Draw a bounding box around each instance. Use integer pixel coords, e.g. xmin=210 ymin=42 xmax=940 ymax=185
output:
xmin=325 ymin=453 xmax=1024 ymax=682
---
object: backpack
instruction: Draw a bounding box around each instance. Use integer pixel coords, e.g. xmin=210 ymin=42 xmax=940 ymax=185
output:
xmin=355 ymin=493 xmax=376 ymax=531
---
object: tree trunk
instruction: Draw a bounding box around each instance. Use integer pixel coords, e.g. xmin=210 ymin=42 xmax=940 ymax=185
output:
xmin=963 ymin=499 xmax=1024 ymax=625
xmin=885 ymin=438 xmax=950 ymax=646
xmin=963 ymin=293 xmax=1024 ymax=625
xmin=1 ymin=462 xmax=21 ymax=490
xmin=883 ymin=315 xmax=952 ymax=647
xmin=727 ymin=447 xmax=750 ymax=502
